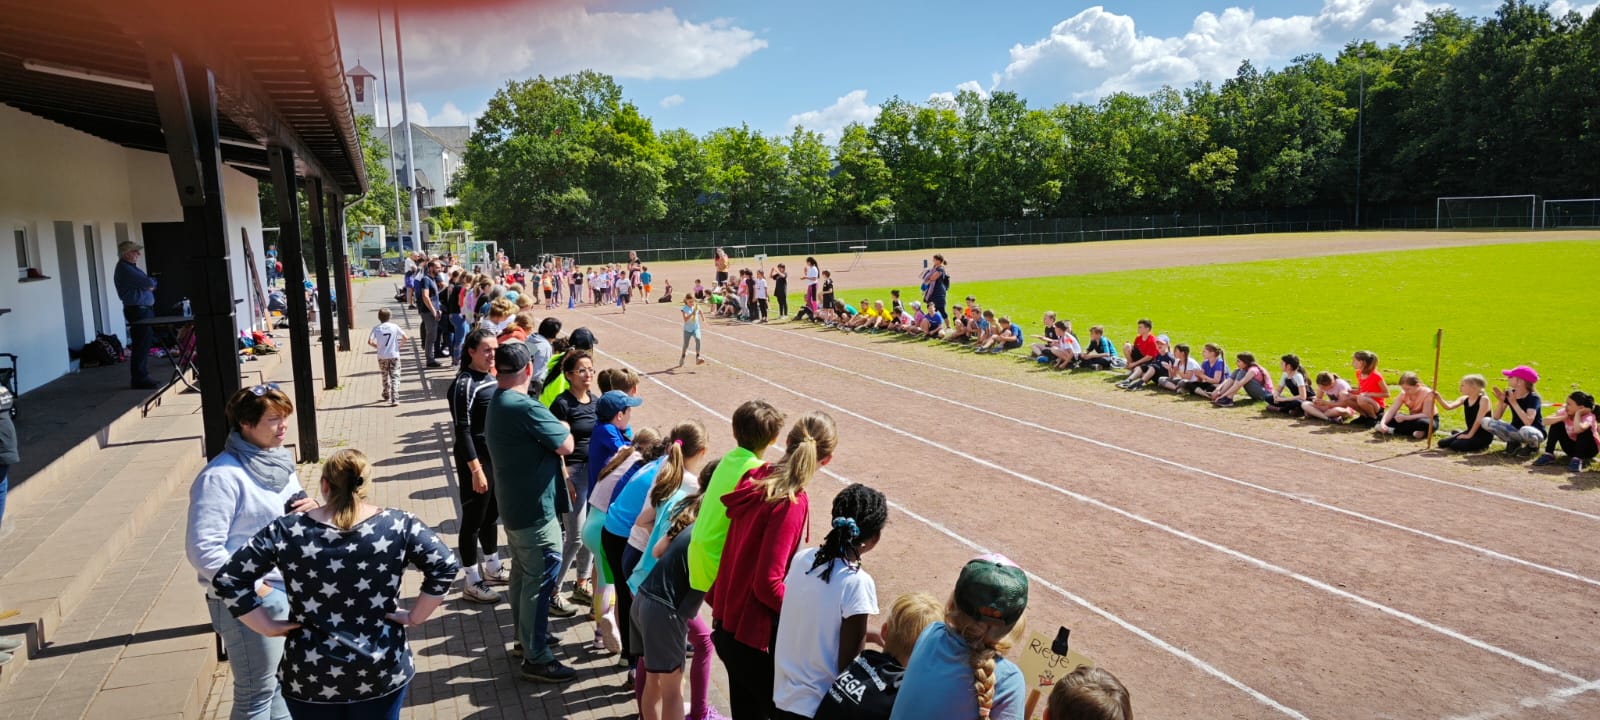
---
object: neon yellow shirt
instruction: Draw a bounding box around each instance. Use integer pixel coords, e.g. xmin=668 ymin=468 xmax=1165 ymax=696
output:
xmin=687 ymin=446 xmax=767 ymax=592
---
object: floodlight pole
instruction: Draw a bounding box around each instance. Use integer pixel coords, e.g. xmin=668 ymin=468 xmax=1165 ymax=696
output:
xmin=1355 ymin=45 xmax=1365 ymax=230
xmin=394 ymin=4 xmax=422 ymax=253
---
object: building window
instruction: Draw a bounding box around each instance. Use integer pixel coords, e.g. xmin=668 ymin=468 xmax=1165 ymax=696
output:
xmin=13 ymin=226 xmax=34 ymax=280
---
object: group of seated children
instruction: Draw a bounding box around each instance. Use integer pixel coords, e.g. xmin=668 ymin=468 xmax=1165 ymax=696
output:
xmin=698 ymin=268 xmax=773 ymax=323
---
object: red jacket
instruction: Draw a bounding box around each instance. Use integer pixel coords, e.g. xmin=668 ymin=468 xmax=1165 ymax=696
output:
xmin=709 ymin=464 xmax=809 ymax=653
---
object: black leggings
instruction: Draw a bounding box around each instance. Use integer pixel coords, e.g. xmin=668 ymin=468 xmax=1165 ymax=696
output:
xmin=1391 ymin=416 xmax=1441 ymax=437
xmin=1438 ymin=430 xmax=1493 ymax=452
xmin=713 ymin=624 xmax=774 ymax=720
xmin=455 ymin=445 xmax=498 ymax=566
xmin=775 ymin=291 xmax=788 ymax=318
xmin=1545 ymin=422 xmax=1599 ymax=459
xmin=756 ymin=298 xmax=769 ymax=321
xmin=601 ymin=529 xmax=635 ymax=658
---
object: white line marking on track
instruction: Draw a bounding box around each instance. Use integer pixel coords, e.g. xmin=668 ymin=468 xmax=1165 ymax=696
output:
xmin=590 ymin=313 xmax=1589 ymax=685
xmin=731 ymin=316 xmax=1600 ymax=522
xmin=1444 ymin=679 xmax=1600 ymax=720
xmin=591 ymin=346 xmax=1313 ymax=720
xmin=656 ymin=315 xmax=1600 ymax=591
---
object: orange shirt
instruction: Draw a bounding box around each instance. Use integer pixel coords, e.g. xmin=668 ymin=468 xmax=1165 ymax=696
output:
xmin=1357 ymin=371 xmax=1387 ymax=408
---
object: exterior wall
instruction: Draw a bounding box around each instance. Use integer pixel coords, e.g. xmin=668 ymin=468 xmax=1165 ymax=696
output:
xmin=0 ymin=104 xmax=266 ymax=393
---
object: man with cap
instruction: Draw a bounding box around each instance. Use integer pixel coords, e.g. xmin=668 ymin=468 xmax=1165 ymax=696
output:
xmin=114 ymin=240 xmax=160 ymax=389
xmin=484 ymin=340 xmax=578 ymax=682
xmin=889 ymin=554 xmax=1029 ymax=720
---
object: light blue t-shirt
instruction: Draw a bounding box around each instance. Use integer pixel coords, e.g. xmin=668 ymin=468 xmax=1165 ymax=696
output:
xmin=627 ymin=485 xmax=695 ymax=593
xmin=604 ymin=457 xmax=662 ymax=537
xmin=888 ymin=622 xmax=1024 ymax=720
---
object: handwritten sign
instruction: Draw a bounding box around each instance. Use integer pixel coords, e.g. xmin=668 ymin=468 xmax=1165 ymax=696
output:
xmin=1016 ymin=630 xmax=1095 ymax=720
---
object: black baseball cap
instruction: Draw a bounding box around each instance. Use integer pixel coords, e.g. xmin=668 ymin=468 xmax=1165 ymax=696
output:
xmin=570 ymin=327 xmax=597 ymax=350
xmin=954 ymin=554 xmax=1029 ymax=626
xmin=494 ymin=341 xmax=531 ymax=376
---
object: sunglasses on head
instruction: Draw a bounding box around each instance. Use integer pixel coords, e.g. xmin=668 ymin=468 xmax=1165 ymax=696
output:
xmin=250 ymin=383 xmax=282 ymax=396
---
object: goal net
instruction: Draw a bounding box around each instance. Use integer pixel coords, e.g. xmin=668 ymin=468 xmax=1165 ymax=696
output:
xmin=1435 ymin=195 xmax=1538 ymax=229
xmin=1542 ymin=198 xmax=1600 ymax=229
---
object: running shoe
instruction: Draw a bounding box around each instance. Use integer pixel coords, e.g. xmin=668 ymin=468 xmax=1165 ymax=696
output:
xmin=481 ymin=562 xmax=511 ymax=586
xmin=1570 ymin=457 xmax=1588 ymax=472
xmin=461 ymin=580 xmax=502 ymax=604
xmin=520 ymin=660 xmax=577 ymax=683
xmin=1533 ymin=453 xmax=1556 ymax=467
xmin=548 ymin=596 xmax=579 ymax=618
xmin=569 ymin=581 xmax=593 ymax=605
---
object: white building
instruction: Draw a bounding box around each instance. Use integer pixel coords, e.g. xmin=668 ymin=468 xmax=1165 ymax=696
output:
xmin=346 ymin=66 xmax=467 ymax=212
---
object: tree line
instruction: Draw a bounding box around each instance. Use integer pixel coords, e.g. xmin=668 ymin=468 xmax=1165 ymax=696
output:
xmin=448 ymin=1 xmax=1600 ymax=244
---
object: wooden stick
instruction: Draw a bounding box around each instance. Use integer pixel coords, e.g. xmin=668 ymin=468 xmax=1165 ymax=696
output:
xmin=1429 ymin=328 xmax=1444 ymax=450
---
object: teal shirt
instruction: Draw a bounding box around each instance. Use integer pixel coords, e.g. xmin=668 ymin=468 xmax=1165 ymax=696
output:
xmin=485 ymin=388 xmax=572 ymax=530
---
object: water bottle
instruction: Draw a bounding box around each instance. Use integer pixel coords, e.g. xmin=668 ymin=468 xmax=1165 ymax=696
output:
xmin=181 ymin=297 xmax=192 ymax=317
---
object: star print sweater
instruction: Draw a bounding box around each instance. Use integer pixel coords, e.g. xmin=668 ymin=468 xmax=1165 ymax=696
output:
xmin=212 ymin=509 xmax=461 ymax=704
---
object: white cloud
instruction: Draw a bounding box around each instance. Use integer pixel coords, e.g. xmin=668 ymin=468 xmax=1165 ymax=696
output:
xmin=928 ymin=79 xmax=989 ymax=105
xmin=371 ymin=101 xmax=478 ymax=129
xmin=787 ymin=90 xmax=881 ymax=142
xmin=1549 ymin=0 xmax=1599 ymax=17
xmin=996 ymin=1 xmax=1440 ymax=100
xmin=660 ymin=94 xmax=686 ymax=109
xmin=339 ymin=3 xmax=766 ymax=94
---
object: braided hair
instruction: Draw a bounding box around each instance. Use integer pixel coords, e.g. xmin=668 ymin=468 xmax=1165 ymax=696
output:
xmin=809 ymin=483 xmax=887 ymax=583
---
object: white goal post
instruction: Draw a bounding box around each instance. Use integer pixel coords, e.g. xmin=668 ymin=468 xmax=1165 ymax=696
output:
xmin=1542 ymin=198 xmax=1600 ymax=229
xmin=1435 ymin=194 xmax=1538 ymax=229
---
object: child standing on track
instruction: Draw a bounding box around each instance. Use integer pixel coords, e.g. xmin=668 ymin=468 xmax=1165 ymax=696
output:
xmin=713 ymin=412 xmax=839 ymax=720
xmin=773 ymin=484 xmax=889 ymax=720
xmin=368 ymin=308 xmax=407 ymax=406
xmin=889 ymin=555 xmax=1029 ymax=720
xmin=755 ymin=270 xmax=771 ymax=323
xmin=680 ymin=295 xmax=706 ymax=367
xmin=772 ymin=264 xmax=789 ymax=319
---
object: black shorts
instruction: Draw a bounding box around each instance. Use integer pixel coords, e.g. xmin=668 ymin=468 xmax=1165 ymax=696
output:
xmin=1081 ymin=357 xmax=1113 ymax=370
xmin=543 ymin=290 xmax=553 ymax=300
xmin=630 ymin=595 xmax=689 ymax=673
xmin=715 ymin=271 xmax=729 ymax=284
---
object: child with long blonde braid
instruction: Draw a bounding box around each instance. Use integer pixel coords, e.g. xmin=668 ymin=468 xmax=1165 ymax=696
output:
xmin=713 ymin=412 xmax=839 ymax=720
xmin=890 ymin=555 xmax=1030 ymax=720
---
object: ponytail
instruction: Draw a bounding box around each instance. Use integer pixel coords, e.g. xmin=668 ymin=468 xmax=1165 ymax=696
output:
xmin=651 ymin=421 xmax=708 ymax=508
xmin=762 ymin=412 xmax=838 ymax=503
xmin=320 ymin=449 xmax=371 ymax=531
xmin=810 ymin=483 xmax=888 ymax=583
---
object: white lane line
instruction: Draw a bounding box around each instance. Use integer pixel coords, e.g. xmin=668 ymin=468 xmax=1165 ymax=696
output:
xmin=655 ymin=314 xmax=1600 ymax=591
xmin=590 ymin=346 xmax=1312 ymax=720
xmin=729 ymin=316 xmax=1600 ymax=523
xmin=590 ymin=314 xmax=1589 ymax=685
xmin=1444 ymin=679 xmax=1600 ymax=720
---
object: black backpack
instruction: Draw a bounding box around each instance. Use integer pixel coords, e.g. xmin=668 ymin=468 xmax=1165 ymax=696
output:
xmin=81 ymin=333 xmax=124 ymax=367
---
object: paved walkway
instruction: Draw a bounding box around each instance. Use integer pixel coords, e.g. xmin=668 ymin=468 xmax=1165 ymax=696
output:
xmin=201 ymin=278 xmax=672 ymax=720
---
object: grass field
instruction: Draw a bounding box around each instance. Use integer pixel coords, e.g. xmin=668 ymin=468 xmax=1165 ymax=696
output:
xmin=843 ymin=239 xmax=1600 ymax=428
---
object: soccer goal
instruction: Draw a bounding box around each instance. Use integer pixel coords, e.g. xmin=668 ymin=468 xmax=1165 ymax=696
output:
xmin=1435 ymin=195 xmax=1538 ymax=229
xmin=1542 ymin=198 xmax=1600 ymax=229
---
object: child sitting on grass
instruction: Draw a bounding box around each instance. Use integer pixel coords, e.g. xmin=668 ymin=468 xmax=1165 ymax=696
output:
xmin=1157 ymin=342 xmax=1201 ymax=392
xmin=823 ymin=300 xmax=859 ymax=329
xmin=1030 ymin=311 xmax=1060 ymax=360
xmin=1079 ymin=326 xmax=1118 ymax=370
xmin=1533 ymin=391 xmax=1597 ymax=472
xmin=1483 ymin=365 xmax=1546 ymax=456
xmin=976 ymin=316 xmax=1022 ymax=354
xmin=1117 ymin=335 xmax=1172 ymax=390
xmin=813 ymin=592 xmax=943 ymax=720
xmin=1208 ymin=351 xmax=1275 ymax=406
xmin=1435 ymin=374 xmax=1493 ymax=452
xmin=1264 ymin=354 xmax=1309 ymax=415
xmin=1049 ymin=321 xmax=1083 ymax=370
xmin=1375 ymin=372 xmax=1439 ymax=439
xmin=1119 ymin=320 xmax=1159 ymax=381
xmin=1043 ymin=666 xmax=1133 ymax=720
xmin=943 ymin=306 xmax=981 ymax=344
xmin=1181 ymin=343 xmax=1227 ymax=396
xmin=1332 ymin=350 xmax=1388 ymax=426
xmin=1300 ymin=371 xmax=1354 ymax=422
xmin=918 ymin=306 xmax=945 ymax=340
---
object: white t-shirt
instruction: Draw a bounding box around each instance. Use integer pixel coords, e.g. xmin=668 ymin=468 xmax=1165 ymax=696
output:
xmin=773 ymin=547 xmax=879 ymax=716
xmin=616 ymin=276 xmax=632 ymax=294
xmin=806 ymin=266 xmax=819 ymax=285
xmin=369 ymin=322 xmax=403 ymax=360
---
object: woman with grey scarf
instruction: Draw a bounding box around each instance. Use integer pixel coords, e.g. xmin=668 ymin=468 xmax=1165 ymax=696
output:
xmin=185 ymin=385 xmax=315 ymax=720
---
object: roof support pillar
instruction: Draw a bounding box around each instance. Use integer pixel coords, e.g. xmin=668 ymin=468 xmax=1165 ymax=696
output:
xmin=330 ymin=191 xmax=353 ymax=351
xmin=307 ymin=178 xmax=339 ymax=389
xmin=267 ymin=144 xmax=320 ymax=463
xmin=148 ymin=50 xmax=240 ymax=460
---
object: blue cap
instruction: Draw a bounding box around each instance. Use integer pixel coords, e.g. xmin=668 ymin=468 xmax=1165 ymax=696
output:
xmin=596 ymin=390 xmax=642 ymax=422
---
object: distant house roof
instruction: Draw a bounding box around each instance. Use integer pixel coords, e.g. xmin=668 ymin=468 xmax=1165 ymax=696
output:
xmin=0 ymin=0 xmax=367 ymax=194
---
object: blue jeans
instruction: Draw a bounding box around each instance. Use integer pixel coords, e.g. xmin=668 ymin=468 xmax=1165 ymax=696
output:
xmin=207 ymin=589 xmax=292 ymax=720
xmin=0 ymin=464 xmax=8 ymax=532
xmin=448 ymin=314 xmax=468 ymax=363
xmin=284 ymin=684 xmax=406 ymax=720
xmin=505 ymin=519 xmax=562 ymax=664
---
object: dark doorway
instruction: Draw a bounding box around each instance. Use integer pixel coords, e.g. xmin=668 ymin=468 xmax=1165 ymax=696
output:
xmin=140 ymin=222 xmax=191 ymax=316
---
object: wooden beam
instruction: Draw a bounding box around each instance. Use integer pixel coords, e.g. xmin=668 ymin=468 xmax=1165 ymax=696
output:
xmin=307 ymin=177 xmax=339 ymax=388
xmin=268 ymin=144 xmax=321 ymax=464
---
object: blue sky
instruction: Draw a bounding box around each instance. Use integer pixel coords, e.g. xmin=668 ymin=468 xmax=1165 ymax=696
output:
xmin=336 ymin=0 xmax=1593 ymax=141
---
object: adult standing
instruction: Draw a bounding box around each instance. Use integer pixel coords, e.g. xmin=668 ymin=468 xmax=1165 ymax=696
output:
xmin=416 ymin=260 xmax=443 ymax=369
xmin=922 ymin=254 xmax=950 ymax=319
xmin=451 ymin=329 xmax=507 ymax=604
xmin=210 ymin=449 xmax=460 ymax=719
xmin=445 ymin=270 xmax=469 ymax=365
xmin=714 ymin=248 xmax=730 ymax=287
xmin=185 ymin=386 xmax=315 ymax=720
xmin=485 ymin=341 xmax=578 ymax=682
xmin=549 ymin=350 xmax=598 ymax=611
xmin=0 ymin=384 xmax=15 ymax=535
xmin=114 ymin=240 xmax=160 ymax=389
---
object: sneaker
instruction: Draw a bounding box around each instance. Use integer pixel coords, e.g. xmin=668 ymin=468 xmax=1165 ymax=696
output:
xmin=569 ymin=582 xmax=593 ymax=605
xmin=519 ymin=659 xmax=577 ymax=683
xmin=548 ymin=596 xmax=579 ymax=618
xmin=511 ymin=642 xmax=522 ymax=658
xmin=461 ymin=580 xmax=502 ymax=604
xmin=481 ymin=563 xmax=511 ymax=586
xmin=1533 ymin=453 xmax=1556 ymax=467
xmin=1570 ymin=457 xmax=1588 ymax=473
xmin=1125 ymin=380 xmax=1144 ymax=390
xmin=1503 ymin=442 xmax=1523 ymax=455
xmin=1214 ymin=397 xmax=1235 ymax=407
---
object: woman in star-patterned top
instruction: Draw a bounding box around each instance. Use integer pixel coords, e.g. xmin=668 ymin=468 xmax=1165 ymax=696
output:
xmin=213 ymin=449 xmax=460 ymax=718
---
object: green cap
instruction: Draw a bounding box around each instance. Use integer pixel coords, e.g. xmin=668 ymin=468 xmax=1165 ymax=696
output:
xmin=955 ymin=554 xmax=1028 ymax=626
